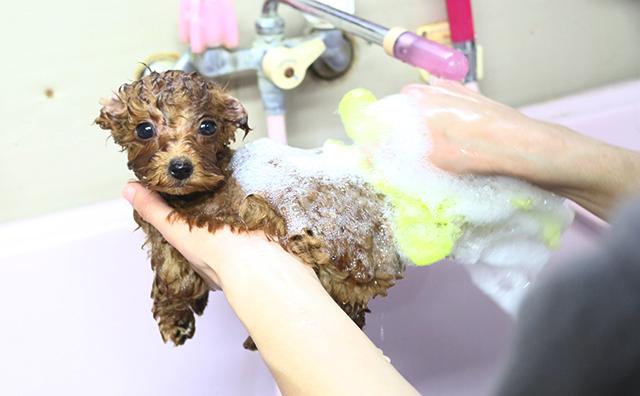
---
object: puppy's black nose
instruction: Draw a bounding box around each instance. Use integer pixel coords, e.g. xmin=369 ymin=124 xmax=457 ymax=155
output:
xmin=168 ymin=158 xmax=194 ymax=180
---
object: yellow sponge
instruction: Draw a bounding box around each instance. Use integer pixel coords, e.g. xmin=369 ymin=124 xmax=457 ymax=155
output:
xmin=337 ymin=89 xmax=461 ymax=265
xmin=332 ymin=88 xmax=572 ymax=268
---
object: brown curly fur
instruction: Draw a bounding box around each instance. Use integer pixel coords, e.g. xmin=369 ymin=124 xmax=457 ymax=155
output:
xmin=96 ymin=70 xmax=405 ymax=349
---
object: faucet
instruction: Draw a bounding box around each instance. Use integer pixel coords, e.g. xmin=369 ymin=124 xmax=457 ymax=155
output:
xmin=176 ymin=0 xmax=469 ymax=143
xmin=178 ymin=1 xmax=340 ymax=143
xmin=261 ymin=0 xmax=469 ymax=80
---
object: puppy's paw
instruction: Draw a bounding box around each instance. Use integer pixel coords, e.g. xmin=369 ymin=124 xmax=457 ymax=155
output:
xmin=243 ymin=335 xmax=258 ymax=351
xmin=286 ymin=230 xmax=331 ymax=266
xmin=158 ymin=310 xmax=196 ymax=346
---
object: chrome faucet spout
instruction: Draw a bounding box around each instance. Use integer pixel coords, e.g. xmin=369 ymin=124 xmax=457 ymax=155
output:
xmin=261 ymin=0 xmax=469 ymax=80
xmin=261 ymin=0 xmax=387 ymax=45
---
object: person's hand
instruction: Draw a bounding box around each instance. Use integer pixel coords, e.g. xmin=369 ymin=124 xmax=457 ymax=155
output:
xmin=121 ymin=183 xmax=418 ymax=396
xmin=121 ymin=182 xmax=298 ymax=291
xmin=402 ymin=79 xmax=640 ymax=219
xmin=402 ymin=79 xmax=594 ymax=180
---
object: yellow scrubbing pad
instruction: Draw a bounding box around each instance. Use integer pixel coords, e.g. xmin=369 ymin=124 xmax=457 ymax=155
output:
xmin=393 ymin=195 xmax=459 ymax=265
xmin=331 ymin=88 xmax=573 ymax=269
xmin=338 ymin=88 xmax=390 ymax=145
xmin=336 ymin=89 xmax=463 ymax=265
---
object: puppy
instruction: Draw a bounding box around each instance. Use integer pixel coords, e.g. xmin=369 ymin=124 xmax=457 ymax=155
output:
xmin=95 ymin=70 xmax=405 ymax=349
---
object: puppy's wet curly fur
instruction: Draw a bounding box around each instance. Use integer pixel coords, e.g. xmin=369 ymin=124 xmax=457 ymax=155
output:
xmin=96 ymin=70 xmax=405 ymax=349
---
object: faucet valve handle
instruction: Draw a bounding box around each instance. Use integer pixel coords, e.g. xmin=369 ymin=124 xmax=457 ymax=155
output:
xmin=262 ymin=38 xmax=327 ymax=90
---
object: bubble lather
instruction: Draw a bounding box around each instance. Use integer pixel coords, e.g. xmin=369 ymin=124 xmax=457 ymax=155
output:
xmin=230 ymin=87 xmax=573 ymax=315
xmin=330 ymin=88 xmax=574 ymax=314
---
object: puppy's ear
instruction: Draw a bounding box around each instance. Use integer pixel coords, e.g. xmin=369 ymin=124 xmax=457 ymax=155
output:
xmin=95 ymin=94 xmax=127 ymax=131
xmin=225 ymin=95 xmax=251 ymax=137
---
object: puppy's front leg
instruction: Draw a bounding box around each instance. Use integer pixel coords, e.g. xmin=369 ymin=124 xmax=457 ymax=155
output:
xmin=134 ymin=212 xmax=209 ymax=346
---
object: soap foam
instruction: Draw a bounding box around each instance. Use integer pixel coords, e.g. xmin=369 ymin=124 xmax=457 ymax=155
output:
xmin=229 ymin=139 xmax=361 ymax=234
xmin=331 ymin=90 xmax=574 ymax=315
xmin=228 ymin=138 xmax=405 ymax=281
xmin=229 ymin=91 xmax=574 ymax=316
xmin=365 ymin=94 xmax=571 ymax=226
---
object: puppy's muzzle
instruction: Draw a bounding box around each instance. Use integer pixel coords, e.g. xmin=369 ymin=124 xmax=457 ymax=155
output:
xmin=168 ymin=158 xmax=194 ymax=181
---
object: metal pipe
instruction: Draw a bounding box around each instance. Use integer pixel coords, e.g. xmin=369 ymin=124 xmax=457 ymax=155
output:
xmin=261 ymin=0 xmax=469 ymax=80
xmin=261 ymin=0 xmax=387 ymax=45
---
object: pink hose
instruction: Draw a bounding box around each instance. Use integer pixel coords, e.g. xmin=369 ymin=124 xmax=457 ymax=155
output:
xmin=267 ymin=115 xmax=287 ymax=144
xmin=445 ymin=0 xmax=475 ymax=43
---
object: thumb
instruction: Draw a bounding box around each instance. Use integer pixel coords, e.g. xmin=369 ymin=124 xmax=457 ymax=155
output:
xmin=122 ymin=183 xmax=174 ymax=233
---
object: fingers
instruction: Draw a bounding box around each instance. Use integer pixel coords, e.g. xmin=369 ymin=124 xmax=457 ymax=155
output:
xmin=122 ymin=183 xmax=175 ymax=234
xmin=122 ymin=183 xmax=226 ymax=289
xmin=400 ymin=83 xmax=440 ymax=100
xmin=122 ymin=183 xmax=208 ymax=266
xmin=401 ymin=80 xmax=489 ymax=106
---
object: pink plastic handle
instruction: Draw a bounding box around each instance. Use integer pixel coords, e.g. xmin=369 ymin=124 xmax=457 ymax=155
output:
xmin=393 ymin=31 xmax=468 ymax=81
xmin=179 ymin=0 xmax=239 ymax=53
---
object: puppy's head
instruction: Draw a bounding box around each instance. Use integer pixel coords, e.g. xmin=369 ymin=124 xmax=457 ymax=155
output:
xmin=95 ymin=70 xmax=250 ymax=195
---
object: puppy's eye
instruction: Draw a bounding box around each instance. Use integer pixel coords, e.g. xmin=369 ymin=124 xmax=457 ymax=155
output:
xmin=135 ymin=122 xmax=155 ymax=140
xmin=199 ymin=120 xmax=217 ymax=136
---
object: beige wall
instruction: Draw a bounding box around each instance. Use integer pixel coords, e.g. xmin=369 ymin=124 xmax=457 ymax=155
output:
xmin=1 ymin=0 xmax=639 ymax=223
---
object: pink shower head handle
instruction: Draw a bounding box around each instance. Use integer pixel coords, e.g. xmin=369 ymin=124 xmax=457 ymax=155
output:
xmin=179 ymin=0 xmax=191 ymax=45
xmin=204 ymin=0 xmax=239 ymax=49
xmin=179 ymin=0 xmax=239 ymax=54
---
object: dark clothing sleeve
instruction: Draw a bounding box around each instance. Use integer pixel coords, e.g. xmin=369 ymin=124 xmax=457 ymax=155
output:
xmin=493 ymin=196 xmax=640 ymax=396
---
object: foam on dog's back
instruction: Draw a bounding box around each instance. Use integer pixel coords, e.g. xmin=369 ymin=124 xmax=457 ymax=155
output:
xmin=229 ymin=138 xmax=366 ymax=233
xmin=229 ymin=139 xmax=404 ymax=281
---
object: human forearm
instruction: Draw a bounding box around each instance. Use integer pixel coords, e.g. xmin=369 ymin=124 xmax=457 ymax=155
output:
xmin=122 ymin=183 xmax=420 ymax=396
xmin=537 ymin=147 xmax=640 ymax=219
xmin=495 ymin=123 xmax=640 ymax=219
xmin=216 ymin=237 xmax=420 ymax=396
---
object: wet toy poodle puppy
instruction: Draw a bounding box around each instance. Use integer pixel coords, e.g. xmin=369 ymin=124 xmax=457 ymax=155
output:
xmin=95 ymin=70 xmax=405 ymax=350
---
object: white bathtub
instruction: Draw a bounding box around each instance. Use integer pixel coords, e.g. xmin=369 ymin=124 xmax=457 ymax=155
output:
xmin=1 ymin=79 xmax=638 ymax=396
